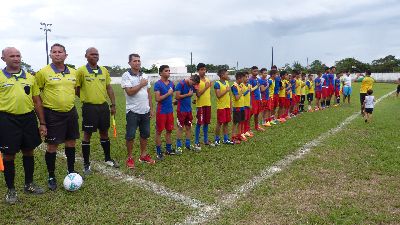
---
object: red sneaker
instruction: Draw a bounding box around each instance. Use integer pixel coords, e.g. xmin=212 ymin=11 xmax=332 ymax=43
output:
xmin=255 ymin=126 xmax=265 ymax=131
xmin=126 ymin=157 xmax=135 ymax=169
xmin=139 ymin=154 xmax=156 ymax=165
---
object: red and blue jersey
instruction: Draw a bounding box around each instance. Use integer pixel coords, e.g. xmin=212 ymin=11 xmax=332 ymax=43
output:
xmin=274 ymin=76 xmax=281 ymax=95
xmin=322 ymin=73 xmax=330 ymax=86
xmin=175 ymin=79 xmax=193 ymax=113
xmin=290 ymin=78 xmax=296 ymax=94
xmin=258 ymin=78 xmax=270 ymax=100
xmin=315 ymin=77 xmax=322 ymax=91
xmin=328 ymin=73 xmax=335 ymax=86
xmin=249 ymin=76 xmax=261 ymax=100
xmin=154 ymin=79 xmax=175 ymax=114
xmin=334 ymin=78 xmax=341 ymax=91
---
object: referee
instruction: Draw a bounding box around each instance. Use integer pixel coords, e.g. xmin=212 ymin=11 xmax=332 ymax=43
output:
xmin=0 ymin=47 xmax=46 ymax=204
xmin=76 ymin=47 xmax=119 ymax=175
xmin=36 ymin=43 xmax=79 ymax=191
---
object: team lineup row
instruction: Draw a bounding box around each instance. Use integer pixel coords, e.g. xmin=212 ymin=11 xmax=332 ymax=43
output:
xmin=0 ymin=43 xmax=374 ymax=204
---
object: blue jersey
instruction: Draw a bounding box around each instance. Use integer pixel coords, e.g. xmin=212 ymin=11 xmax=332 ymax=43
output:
xmin=290 ymin=79 xmax=296 ymax=94
xmin=258 ymin=78 xmax=269 ymax=100
xmin=175 ymin=79 xmax=193 ymax=113
xmin=274 ymin=76 xmax=281 ymax=95
xmin=315 ymin=77 xmax=322 ymax=91
xmin=334 ymin=78 xmax=341 ymax=90
xmin=154 ymin=79 xmax=175 ymax=114
xmin=322 ymin=73 xmax=329 ymax=86
xmin=249 ymin=76 xmax=261 ymax=100
xmin=328 ymin=73 xmax=335 ymax=86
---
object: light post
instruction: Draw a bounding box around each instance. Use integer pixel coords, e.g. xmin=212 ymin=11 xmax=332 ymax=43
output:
xmin=40 ymin=22 xmax=52 ymax=65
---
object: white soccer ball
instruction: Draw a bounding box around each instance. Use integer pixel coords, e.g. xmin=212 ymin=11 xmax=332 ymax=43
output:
xmin=63 ymin=173 xmax=83 ymax=192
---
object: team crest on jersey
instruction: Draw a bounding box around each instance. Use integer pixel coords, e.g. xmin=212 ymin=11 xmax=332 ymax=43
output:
xmin=1 ymin=83 xmax=14 ymax=88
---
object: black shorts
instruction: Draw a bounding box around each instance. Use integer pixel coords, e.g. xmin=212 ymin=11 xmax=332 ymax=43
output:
xmin=125 ymin=111 xmax=151 ymax=140
xmin=44 ymin=107 xmax=79 ymax=145
xmin=365 ymin=108 xmax=373 ymax=114
xmin=360 ymin=93 xmax=367 ymax=105
xmin=300 ymin=95 xmax=306 ymax=103
xmin=307 ymin=93 xmax=314 ymax=102
xmin=397 ymin=85 xmax=400 ymax=93
xmin=232 ymin=109 xmax=245 ymax=124
xmin=82 ymin=102 xmax=110 ymax=133
xmin=0 ymin=111 xmax=42 ymax=155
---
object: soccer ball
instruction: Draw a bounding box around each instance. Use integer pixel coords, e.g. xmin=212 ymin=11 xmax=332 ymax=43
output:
xmin=63 ymin=173 xmax=83 ymax=191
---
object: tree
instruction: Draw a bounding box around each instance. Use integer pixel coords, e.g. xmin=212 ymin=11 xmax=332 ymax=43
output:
xmin=370 ymin=55 xmax=400 ymax=73
xmin=292 ymin=61 xmax=305 ymax=73
xmin=21 ymin=61 xmax=33 ymax=73
xmin=186 ymin=64 xmax=196 ymax=73
xmin=309 ymin=60 xmax=325 ymax=74
xmin=65 ymin=64 xmax=76 ymax=69
xmin=334 ymin=58 xmax=369 ymax=73
xmin=141 ymin=64 xmax=158 ymax=74
xmin=105 ymin=65 xmax=128 ymax=77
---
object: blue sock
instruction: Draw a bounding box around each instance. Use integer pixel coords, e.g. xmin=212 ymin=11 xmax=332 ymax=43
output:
xmin=156 ymin=145 xmax=162 ymax=155
xmin=185 ymin=139 xmax=191 ymax=148
xmin=223 ymin=134 xmax=229 ymax=142
xmin=215 ymin=135 xmax=220 ymax=142
xmin=195 ymin=124 xmax=201 ymax=144
xmin=176 ymin=139 xmax=182 ymax=148
xmin=166 ymin=144 xmax=172 ymax=152
xmin=203 ymin=124 xmax=209 ymax=143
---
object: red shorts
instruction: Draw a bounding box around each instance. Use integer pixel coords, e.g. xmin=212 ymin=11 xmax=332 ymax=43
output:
xmin=251 ymin=99 xmax=261 ymax=115
xmin=177 ymin=111 xmax=193 ymax=127
xmin=156 ymin=113 xmax=174 ymax=132
xmin=261 ymin=100 xmax=268 ymax=111
xmin=279 ymin=97 xmax=286 ymax=107
xmin=244 ymin=107 xmax=251 ymax=120
xmin=265 ymin=99 xmax=272 ymax=111
xmin=291 ymin=97 xmax=296 ymax=106
xmin=315 ymin=91 xmax=322 ymax=99
xmin=322 ymin=87 xmax=329 ymax=98
xmin=285 ymin=98 xmax=291 ymax=108
xmin=196 ymin=106 xmax=211 ymax=125
xmin=335 ymin=90 xmax=340 ymax=97
xmin=328 ymin=85 xmax=334 ymax=96
xmin=217 ymin=108 xmax=231 ymax=124
xmin=273 ymin=94 xmax=279 ymax=109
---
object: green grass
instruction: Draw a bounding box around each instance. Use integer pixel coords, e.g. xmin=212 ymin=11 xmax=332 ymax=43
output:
xmin=1 ymin=82 xmax=398 ymax=224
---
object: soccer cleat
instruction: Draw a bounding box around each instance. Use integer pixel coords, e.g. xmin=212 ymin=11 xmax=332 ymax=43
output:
xmin=244 ymin=132 xmax=253 ymax=137
xmin=105 ymin=159 xmax=120 ymax=168
xmin=255 ymin=127 xmax=265 ymax=132
xmin=240 ymin=134 xmax=248 ymax=141
xmin=204 ymin=142 xmax=216 ymax=147
xmin=270 ymin=120 xmax=277 ymax=125
xmin=214 ymin=140 xmax=221 ymax=146
xmin=263 ymin=121 xmax=272 ymax=127
xmin=175 ymin=147 xmax=183 ymax=155
xmin=84 ymin=164 xmax=92 ymax=176
xmin=165 ymin=149 xmax=176 ymax=156
xmin=156 ymin=153 xmax=164 ymax=161
xmin=139 ymin=154 xmax=156 ymax=164
xmin=48 ymin=177 xmax=57 ymax=191
xmin=194 ymin=143 xmax=202 ymax=151
xmin=232 ymin=137 xmax=241 ymax=144
xmin=24 ymin=183 xmax=45 ymax=195
xmin=223 ymin=140 xmax=234 ymax=145
xmin=5 ymin=188 xmax=17 ymax=204
xmin=126 ymin=157 xmax=135 ymax=169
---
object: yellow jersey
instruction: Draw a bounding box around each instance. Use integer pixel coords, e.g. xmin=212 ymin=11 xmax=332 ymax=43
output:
xmin=0 ymin=69 xmax=40 ymax=114
xmin=300 ymin=80 xmax=306 ymax=95
xmin=214 ymin=80 xmax=231 ymax=109
xmin=268 ymin=78 xmax=275 ymax=98
xmin=196 ymin=77 xmax=211 ymax=107
xmin=242 ymin=83 xmax=251 ymax=107
xmin=231 ymin=82 xmax=244 ymax=108
xmin=295 ymin=79 xmax=302 ymax=96
xmin=360 ymin=76 xmax=374 ymax=93
xmin=36 ymin=64 xmax=77 ymax=112
xmin=306 ymin=80 xmax=315 ymax=94
xmin=76 ymin=64 xmax=111 ymax=104
xmin=279 ymin=80 xmax=288 ymax=97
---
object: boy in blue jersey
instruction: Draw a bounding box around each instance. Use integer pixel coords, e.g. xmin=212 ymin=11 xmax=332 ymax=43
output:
xmin=326 ymin=66 xmax=336 ymax=107
xmin=259 ymin=68 xmax=272 ymax=127
xmin=154 ymin=65 xmax=175 ymax=160
xmin=321 ymin=67 xmax=330 ymax=108
xmin=249 ymin=66 xmax=264 ymax=131
xmin=314 ymin=72 xmax=323 ymax=110
xmin=175 ymin=74 xmax=200 ymax=153
xmin=333 ymin=73 xmax=341 ymax=106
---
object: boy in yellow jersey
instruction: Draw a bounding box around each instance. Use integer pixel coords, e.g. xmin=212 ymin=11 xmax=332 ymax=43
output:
xmin=194 ymin=63 xmax=213 ymax=149
xmin=1 ymin=47 xmax=46 ymax=204
xmin=278 ymin=71 xmax=289 ymax=122
xmin=36 ymin=43 xmax=79 ymax=191
xmin=231 ymin=72 xmax=245 ymax=144
xmin=241 ymin=71 xmax=253 ymax=138
xmin=294 ymin=72 xmax=302 ymax=115
xmin=305 ymin=74 xmax=315 ymax=111
xmin=76 ymin=47 xmax=118 ymax=175
xmin=355 ymin=70 xmax=374 ymax=114
xmin=267 ymin=70 xmax=277 ymax=125
xmin=299 ymin=73 xmax=307 ymax=112
xmin=214 ymin=69 xmax=234 ymax=145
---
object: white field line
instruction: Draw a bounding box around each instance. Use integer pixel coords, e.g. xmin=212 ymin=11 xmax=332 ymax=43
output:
xmin=179 ymin=90 xmax=395 ymax=225
xmin=37 ymin=146 xmax=210 ymax=209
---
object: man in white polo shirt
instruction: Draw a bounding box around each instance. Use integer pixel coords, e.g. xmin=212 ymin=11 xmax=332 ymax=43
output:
xmin=121 ymin=53 xmax=155 ymax=169
xmin=342 ymin=71 xmax=352 ymax=104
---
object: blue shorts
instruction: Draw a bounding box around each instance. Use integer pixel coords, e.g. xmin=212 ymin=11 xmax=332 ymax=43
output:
xmin=343 ymin=86 xmax=352 ymax=96
xmin=125 ymin=111 xmax=151 ymax=140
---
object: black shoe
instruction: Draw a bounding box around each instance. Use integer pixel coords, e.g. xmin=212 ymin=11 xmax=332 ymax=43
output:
xmin=24 ymin=183 xmax=45 ymax=195
xmin=156 ymin=153 xmax=164 ymax=161
xmin=48 ymin=177 xmax=57 ymax=191
xmin=5 ymin=188 xmax=17 ymax=204
xmin=84 ymin=164 xmax=92 ymax=176
xmin=165 ymin=149 xmax=176 ymax=155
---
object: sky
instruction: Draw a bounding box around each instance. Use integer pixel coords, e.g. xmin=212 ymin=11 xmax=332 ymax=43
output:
xmin=1 ymin=0 xmax=400 ymax=71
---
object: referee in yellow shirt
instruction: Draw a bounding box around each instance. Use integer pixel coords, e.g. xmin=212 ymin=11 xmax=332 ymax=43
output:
xmin=76 ymin=47 xmax=119 ymax=175
xmin=355 ymin=70 xmax=375 ymax=114
xmin=1 ymin=47 xmax=47 ymax=204
xmin=36 ymin=43 xmax=79 ymax=191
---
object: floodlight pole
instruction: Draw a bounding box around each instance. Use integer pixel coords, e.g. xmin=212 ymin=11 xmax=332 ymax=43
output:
xmin=40 ymin=22 xmax=52 ymax=65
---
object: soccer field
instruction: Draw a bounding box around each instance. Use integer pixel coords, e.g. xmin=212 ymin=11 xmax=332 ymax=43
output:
xmin=1 ymin=82 xmax=399 ymax=224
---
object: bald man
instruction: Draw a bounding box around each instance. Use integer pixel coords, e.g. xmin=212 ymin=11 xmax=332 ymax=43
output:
xmin=76 ymin=47 xmax=118 ymax=175
xmin=0 ymin=47 xmax=47 ymax=204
